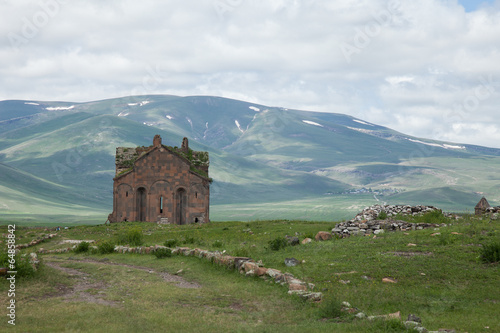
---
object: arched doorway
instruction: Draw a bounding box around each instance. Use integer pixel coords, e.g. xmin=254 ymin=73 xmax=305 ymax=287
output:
xmin=176 ymin=188 xmax=187 ymax=225
xmin=137 ymin=187 xmax=147 ymax=221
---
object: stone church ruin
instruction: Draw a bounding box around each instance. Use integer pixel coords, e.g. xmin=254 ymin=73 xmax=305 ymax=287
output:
xmin=108 ymin=135 xmax=210 ymax=224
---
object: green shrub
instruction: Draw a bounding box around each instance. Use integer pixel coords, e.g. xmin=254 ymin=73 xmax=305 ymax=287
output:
xmin=368 ymin=319 xmax=419 ymax=332
xmin=267 ymin=237 xmax=288 ymax=251
xmin=212 ymin=240 xmax=224 ymax=248
xmin=183 ymin=236 xmax=196 ymax=244
xmin=153 ymin=248 xmax=172 ymax=259
xmin=479 ymin=241 xmax=500 ymax=263
xmin=117 ymin=227 xmax=143 ymax=246
xmin=97 ymin=241 xmax=115 ymax=254
xmin=74 ymin=241 xmax=90 ymax=253
xmin=0 ymin=251 xmax=38 ymax=279
xmin=317 ymin=298 xmax=344 ymax=320
xmin=234 ymin=248 xmax=250 ymax=257
xmin=377 ymin=211 xmax=388 ymax=220
xmin=164 ymin=239 xmax=179 ymax=248
xmin=416 ymin=210 xmax=448 ymax=224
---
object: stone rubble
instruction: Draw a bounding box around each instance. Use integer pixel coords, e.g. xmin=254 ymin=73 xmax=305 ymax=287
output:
xmin=16 ymin=233 xmax=57 ymax=249
xmin=332 ymin=204 xmax=454 ymax=237
xmin=350 ymin=204 xmax=441 ymax=222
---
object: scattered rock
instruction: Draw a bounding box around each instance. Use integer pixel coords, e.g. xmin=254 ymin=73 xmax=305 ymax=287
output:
xmin=355 ymin=312 xmax=366 ymax=319
xmin=315 ymin=231 xmax=332 ymax=241
xmin=408 ymin=314 xmax=422 ymax=323
xmin=284 ymin=258 xmax=300 ymax=267
xmin=407 ymin=243 xmax=417 ymax=247
xmin=332 ymin=204 xmax=456 ymax=237
xmin=286 ymin=236 xmax=300 ymax=246
xmin=301 ymin=238 xmax=312 ymax=245
xmin=288 ymin=283 xmax=307 ymax=291
xmin=382 ymin=277 xmax=397 ymax=284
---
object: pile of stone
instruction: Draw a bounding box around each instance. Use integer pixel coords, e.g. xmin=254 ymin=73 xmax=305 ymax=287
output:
xmin=332 ymin=219 xmax=445 ymax=237
xmin=485 ymin=206 xmax=500 ymax=220
xmin=16 ymin=233 xmax=57 ymax=249
xmin=485 ymin=206 xmax=500 ymax=213
xmin=332 ymin=204 xmax=451 ymax=237
xmin=350 ymin=204 xmax=440 ymax=222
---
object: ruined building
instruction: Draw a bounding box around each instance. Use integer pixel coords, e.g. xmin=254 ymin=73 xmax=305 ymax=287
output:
xmin=108 ymin=135 xmax=210 ymax=224
xmin=475 ymin=196 xmax=491 ymax=216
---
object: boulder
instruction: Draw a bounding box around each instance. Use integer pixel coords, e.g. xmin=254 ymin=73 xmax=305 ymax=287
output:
xmin=286 ymin=236 xmax=300 ymax=246
xmin=255 ymin=267 xmax=268 ymax=276
xmin=315 ymin=231 xmax=332 ymax=241
xmin=284 ymin=258 xmax=300 ymax=267
xmin=289 ymin=283 xmax=307 ymax=291
xmin=301 ymin=238 xmax=312 ymax=245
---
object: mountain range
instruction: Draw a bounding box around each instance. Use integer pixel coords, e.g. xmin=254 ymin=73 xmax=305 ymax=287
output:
xmin=0 ymin=95 xmax=498 ymax=224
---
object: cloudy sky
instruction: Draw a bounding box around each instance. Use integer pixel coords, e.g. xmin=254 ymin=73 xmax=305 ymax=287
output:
xmin=1 ymin=0 xmax=500 ymax=147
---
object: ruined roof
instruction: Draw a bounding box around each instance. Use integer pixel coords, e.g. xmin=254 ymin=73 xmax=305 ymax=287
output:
xmin=114 ymin=135 xmax=209 ymax=180
xmin=475 ymin=196 xmax=491 ymax=209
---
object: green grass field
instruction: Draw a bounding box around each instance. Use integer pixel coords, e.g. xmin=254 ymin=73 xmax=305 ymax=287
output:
xmin=1 ymin=214 xmax=499 ymax=332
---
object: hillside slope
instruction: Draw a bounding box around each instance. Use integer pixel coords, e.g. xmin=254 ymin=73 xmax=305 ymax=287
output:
xmin=0 ymin=95 xmax=499 ymax=223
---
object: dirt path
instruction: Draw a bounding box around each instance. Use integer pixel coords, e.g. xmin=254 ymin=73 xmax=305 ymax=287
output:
xmin=44 ymin=257 xmax=201 ymax=306
xmin=45 ymin=261 xmax=119 ymax=306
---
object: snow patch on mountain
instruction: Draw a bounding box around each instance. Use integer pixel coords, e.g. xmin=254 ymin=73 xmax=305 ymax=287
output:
xmin=407 ymin=138 xmax=465 ymax=150
xmin=249 ymin=106 xmax=260 ymax=112
xmin=302 ymin=120 xmax=323 ymax=127
xmin=46 ymin=105 xmax=75 ymax=111
xmin=353 ymin=119 xmax=373 ymax=126
xmin=235 ymin=120 xmax=244 ymax=133
xmin=128 ymin=101 xmax=150 ymax=107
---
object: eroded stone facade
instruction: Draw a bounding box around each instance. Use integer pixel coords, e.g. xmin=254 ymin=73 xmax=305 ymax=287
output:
xmin=108 ymin=135 xmax=210 ymax=224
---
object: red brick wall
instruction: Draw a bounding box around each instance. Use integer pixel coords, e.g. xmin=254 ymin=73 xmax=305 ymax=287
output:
xmin=110 ymin=146 xmax=209 ymax=223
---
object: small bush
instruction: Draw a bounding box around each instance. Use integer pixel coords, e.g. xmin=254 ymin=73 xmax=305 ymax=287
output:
xmin=377 ymin=211 xmax=388 ymax=220
xmin=267 ymin=237 xmax=288 ymax=251
xmin=212 ymin=240 xmax=223 ymax=248
xmin=417 ymin=210 xmax=448 ymax=224
xmin=164 ymin=239 xmax=179 ymax=248
xmin=97 ymin=241 xmax=115 ymax=254
xmin=369 ymin=319 xmax=419 ymax=332
xmin=479 ymin=241 xmax=500 ymax=263
xmin=233 ymin=247 xmax=250 ymax=257
xmin=153 ymin=248 xmax=172 ymax=259
xmin=183 ymin=236 xmax=196 ymax=244
xmin=304 ymin=233 xmax=315 ymax=240
xmin=117 ymin=227 xmax=143 ymax=246
xmin=0 ymin=251 xmax=37 ymax=279
xmin=317 ymin=298 xmax=344 ymax=320
xmin=74 ymin=241 xmax=90 ymax=253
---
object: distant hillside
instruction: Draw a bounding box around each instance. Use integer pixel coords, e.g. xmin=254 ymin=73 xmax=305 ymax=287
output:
xmin=0 ymin=95 xmax=498 ymax=224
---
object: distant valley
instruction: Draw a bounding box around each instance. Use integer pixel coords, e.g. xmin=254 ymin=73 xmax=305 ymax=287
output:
xmin=0 ymin=95 xmax=499 ymax=224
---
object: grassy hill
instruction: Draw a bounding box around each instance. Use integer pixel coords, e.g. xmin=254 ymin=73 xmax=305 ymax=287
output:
xmin=1 ymin=95 xmax=500 ymax=223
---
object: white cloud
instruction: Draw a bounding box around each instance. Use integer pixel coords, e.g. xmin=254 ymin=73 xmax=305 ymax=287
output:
xmin=0 ymin=0 xmax=499 ymax=147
